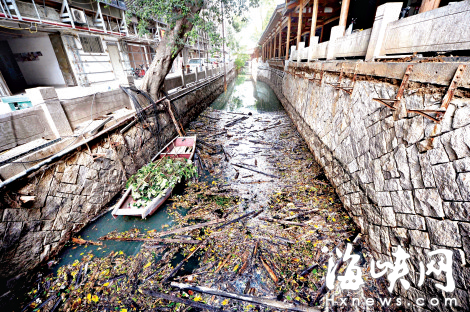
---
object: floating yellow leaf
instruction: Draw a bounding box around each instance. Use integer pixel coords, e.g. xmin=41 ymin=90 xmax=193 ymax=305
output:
xmin=222 ymin=299 xmax=229 ymax=305
xmin=233 ymin=264 xmax=239 ymax=272
xmin=193 ymin=295 xmax=202 ymax=302
xmin=92 ymin=295 xmax=99 ymax=303
xmin=143 ymin=261 xmax=152 ymax=269
xmin=86 ymin=293 xmax=91 ymax=301
xmin=103 ymin=282 xmax=110 ymax=287
xmin=120 ymin=309 xmax=128 ymax=312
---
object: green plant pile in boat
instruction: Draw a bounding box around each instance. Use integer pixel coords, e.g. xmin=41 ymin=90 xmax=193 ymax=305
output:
xmin=125 ymin=157 xmax=197 ymax=209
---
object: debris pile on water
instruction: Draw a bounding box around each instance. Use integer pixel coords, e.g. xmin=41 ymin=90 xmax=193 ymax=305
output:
xmin=20 ymin=77 xmax=396 ymax=312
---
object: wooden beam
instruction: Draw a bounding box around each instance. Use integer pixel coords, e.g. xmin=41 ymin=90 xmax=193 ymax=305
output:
xmin=278 ymin=30 xmax=282 ymax=57
xmin=284 ymin=1 xmax=299 ymax=11
xmin=339 ymin=0 xmax=351 ymax=27
xmin=286 ymin=13 xmax=291 ymax=59
xmin=419 ymin=0 xmax=441 ymax=13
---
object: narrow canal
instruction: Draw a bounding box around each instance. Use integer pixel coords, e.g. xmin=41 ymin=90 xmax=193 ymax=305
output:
xmin=20 ymin=69 xmax=394 ymax=312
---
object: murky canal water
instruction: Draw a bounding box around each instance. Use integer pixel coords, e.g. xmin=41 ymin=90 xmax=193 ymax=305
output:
xmin=52 ymin=70 xmax=284 ymax=270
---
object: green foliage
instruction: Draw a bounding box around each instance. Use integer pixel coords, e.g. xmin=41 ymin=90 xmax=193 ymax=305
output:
xmin=126 ymin=158 xmax=197 ymax=209
xmin=125 ymin=0 xmax=260 ymax=51
xmin=234 ymin=53 xmax=250 ymax=70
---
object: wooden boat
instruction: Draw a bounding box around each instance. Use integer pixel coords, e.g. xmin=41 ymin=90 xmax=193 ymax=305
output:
xmin=112 ymin=136 xmax=196 ymax=219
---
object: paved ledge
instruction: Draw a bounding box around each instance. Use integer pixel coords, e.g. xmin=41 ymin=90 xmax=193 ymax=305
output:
xmin=289 ymin=61 xmax=470 ymax=89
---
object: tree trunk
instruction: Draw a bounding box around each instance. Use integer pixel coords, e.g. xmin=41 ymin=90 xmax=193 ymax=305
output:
xmin=140 ymin=6 xmax=202 ymax=99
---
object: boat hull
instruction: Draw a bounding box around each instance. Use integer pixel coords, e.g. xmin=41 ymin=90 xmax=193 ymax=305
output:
xmin=112 ymin=136 xmax=196 ymax=219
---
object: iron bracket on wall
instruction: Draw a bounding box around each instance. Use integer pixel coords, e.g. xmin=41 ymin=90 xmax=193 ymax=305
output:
xmin=373 ymin=64 xmax=414 ymax=111
xmin=338 ymin=63 xmax=359 ymax=95
xmin=326 ymin=63 xmax=344 ymax=89
xmin=407 ymin=64 xmax=466 ymax=123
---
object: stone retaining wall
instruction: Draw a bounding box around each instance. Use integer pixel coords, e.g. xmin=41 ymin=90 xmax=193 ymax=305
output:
xmin=0 ymin=69 xmax=235 ymax=302
xmin=258 ymin=66 xmax=470 ymax=311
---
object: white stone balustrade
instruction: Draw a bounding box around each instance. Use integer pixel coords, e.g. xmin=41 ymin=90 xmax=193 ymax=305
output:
xmin=383 ymin=1 xmax=470 ymax=55
xmin=335 ymin=28 xmax=372 ymax=58
xmin=283 ymin=1 xmax=470 ymax=63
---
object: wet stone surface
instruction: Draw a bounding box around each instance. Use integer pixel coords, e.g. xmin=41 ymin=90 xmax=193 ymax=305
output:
xmin=19 ymin=73 xmax=396 ymax=312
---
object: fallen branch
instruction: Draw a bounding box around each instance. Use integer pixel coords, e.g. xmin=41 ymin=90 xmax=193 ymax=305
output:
xmin=249 ymin=120 xmax=282 ymax=133
xmin=99 ymin=237 xmax=200 ymax=244
xmin=162 ymin=245 xmax=203 ymax=284
xmin=165 ymin=99 xmax=185 ymax=136
xmin=259 ymin=217 xmax=306 ymax=227
xmin=170 ymin=282 xmax=321 ymax=312
xmin=205 ymin=130 xmax=227 ymax=139
xmin=239 ymin=180 xmax=271 ymax=184
xmin=214 ymin=253 xmax=232 ymax=274
xmin=284 ymin=208 xmax=319 ymax=221
xmin=259 ymin=254 xmax=279 ymax=283
xmin=201 ymin=115 xmax=222 ymax=121
xmin=225 ymin=116 xmax=249 ymax=127
xmin=238 ymin=250 xmax=251 ymax=275
xmin=299 ymin=263 xmax=319 ymax=277
xmin=231 ymin=163 xmax=280 ymax=179
xmin=142 ymin=289 xmax=221 ymax=311
xmin=150 ymin=219 xmax=225 ymax=238
xmin=215 ymin=210 xmax=261 ymax=230
xmin=72 ymin=237 xmax=103 ymax=246
xmin=221 ymin=145 xmax=230 ymax=161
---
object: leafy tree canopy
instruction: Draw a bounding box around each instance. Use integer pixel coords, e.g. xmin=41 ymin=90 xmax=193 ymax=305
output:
xmin=125 ymin=0 xmax=259 ymax=97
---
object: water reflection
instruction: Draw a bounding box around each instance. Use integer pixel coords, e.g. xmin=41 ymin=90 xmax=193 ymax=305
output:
xmin=211 ymin=72 xmax=282 ymax=113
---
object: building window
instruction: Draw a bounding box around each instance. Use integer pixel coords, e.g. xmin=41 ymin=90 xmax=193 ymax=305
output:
xmin=79 ymin=35 xmax=104 ymax=53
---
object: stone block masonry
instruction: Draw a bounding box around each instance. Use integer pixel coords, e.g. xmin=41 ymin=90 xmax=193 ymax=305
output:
xmin=258 ymin=64 xmax=470 ymax=311
xmin=0 ymin=69 xmax=235 ymax=302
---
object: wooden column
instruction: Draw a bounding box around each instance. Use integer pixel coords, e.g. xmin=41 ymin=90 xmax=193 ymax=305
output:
xmin=311 ymin=0 xmax=318 ymax=37
xmin=286 ymin=13 xmax=291 ymax=59
xmin=419 ymin=0 xmax=440 ymax=13
xmin=296 ymin=0 xmax=304 ymax=49
xmin=274 ymin=33 xmax=277 ymax=58
xmin=339 ymin=0 xmax=351 ymax=27
xmin=278 ymin=29 xmax=282 ymax=58
xmin=271 ymin=37 xmax=274 ymax=59
xmin=268 ymin=40 xmax=270 ymax=59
